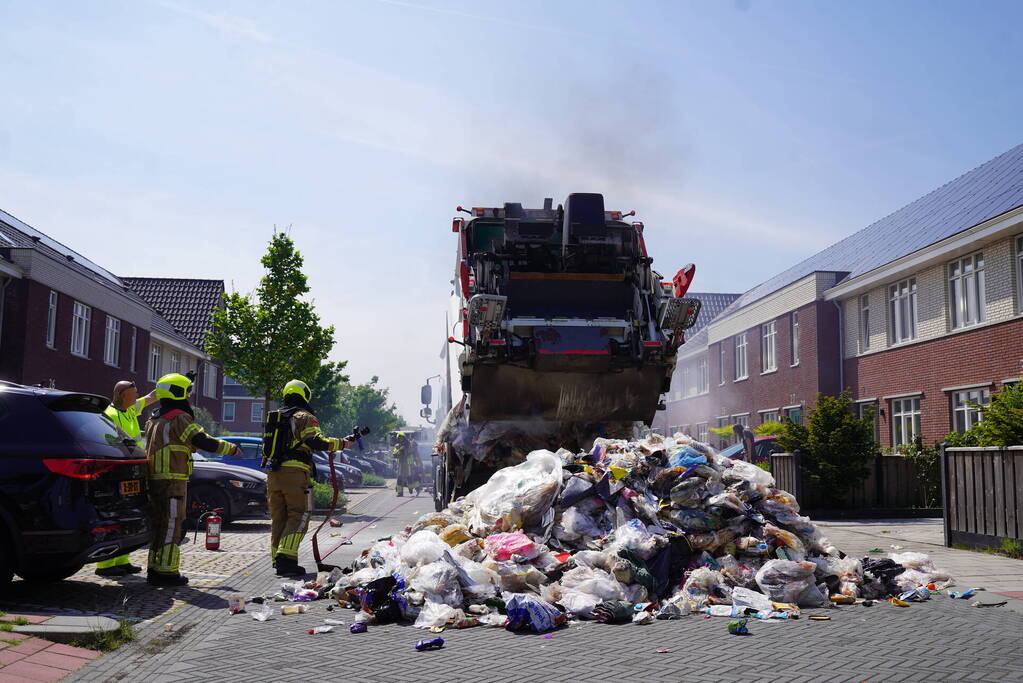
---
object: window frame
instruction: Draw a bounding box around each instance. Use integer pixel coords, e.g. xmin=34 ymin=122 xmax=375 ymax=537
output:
xmin=888 ymin=277 xmax=918 ymax=345
xmin=103 ymin=316 xmax=120 ymax=367
xmin=168 ymin=348 xmax=182 ymax=375
xmin=734 ymin=333 xmax=748 ymax=380
xmin=1016 ymin=235 xmax=1023 ymax=314
xmin=891 ymin=396 xmax=922 ymax=446
xmin=696 ymin=356 xmax=709 ymax=394
xmin=790 ymin=311 xmax=800 ymax=365
xmin=696 ymin=422 xmax=708 ymax=443
xmin=70 ymin=301 xmax=91 ymax=358
xmin=223 ymin=401 xmax=236 ymax=423
xmin=948 ymin=251 xmax=986 ymax=330
xmin=859 ymin=293 xmax=870 ymax=352
xmin=46 ymin=290 xmax=58 ymax=348
xmin=759 ymin=409 xmax=779 ymax=424
xmin=129 ymin=326 xmax=137 ymax=373
xmin=951 ymin=388 xmax=990 ymax=433
xmin=251 ymin=401 xmax=264 ymax=424
xmin=149 ymin=344 xmax=162 ymax=383
xmin=761 ymin=320 xmax=777 ymax=373
xmin=203 ymin=361 xmax=217 ymax=398
xmin=786 ymin=406 xmax=803 ymax=425
xmin=718 ymin=343 xmax=726 ymax=385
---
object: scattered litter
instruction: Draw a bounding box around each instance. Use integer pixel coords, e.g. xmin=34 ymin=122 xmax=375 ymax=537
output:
xmin=324 ymin=618 xmax=346 ymax=625
xmin=329 ymin=518 xmax=344 ymax=527
xmin=542 ymin=633 xmax=554 ymax=639
xmin=949 ymin=589 xmax=977 ymax=599
xmin=280 ymin=605 xmax=308 ymax=615
xmin=727 ymin=618 xmax=749 ymax=635
xmin=163 ymin=623 xmax=175 ymax=632
xmin=415 ymin=637 xmax=445 ymax=651
xmin=971 ymin=601 xmax=1007 ymax=608
xmin=279 ymin=433 xmax=956 ymax=638
xmin=308 ymin=626 xmax=333 ymax=634
xmin=228 ymin=594 xmax=246 ymax=614
xmin=656 ymin=648 xmax=671 ymax=653
xmin=251 ymin=604 xmax=273 ymax=622
xmin=808 ymin=615 xmax=831 ymax=621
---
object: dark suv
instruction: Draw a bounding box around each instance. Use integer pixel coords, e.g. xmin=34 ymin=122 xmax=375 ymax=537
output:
xmin=0 ymin=383 xmax=151 ymax=586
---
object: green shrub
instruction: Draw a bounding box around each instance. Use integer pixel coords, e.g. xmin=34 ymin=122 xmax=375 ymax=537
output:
xmin=754 ymin=420 xmax=786 ymax=437
xmin=775 ymin=390 xmax=878 ymax=505
xmin=361 ymin=473 xmax=386 ymax=487
xmin=892 ymin=439 xmax=941 ymax=508
xmin=312 ymin=482 xmax=348 ymax=511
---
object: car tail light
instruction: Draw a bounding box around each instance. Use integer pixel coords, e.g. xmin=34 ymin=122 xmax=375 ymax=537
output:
xmin=44 ymin=458 xmax=148 ymax=480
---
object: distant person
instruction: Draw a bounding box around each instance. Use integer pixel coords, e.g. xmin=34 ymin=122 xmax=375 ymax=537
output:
xmin=732 ymin=423 xmax=756 ymax=461
xmin=95 ymin=380 xmax=157 ymax=577
xmin=393 ymin=432 xmax=421 ymax=497
xmin=145 ymin=373 xmax=240 ymax=587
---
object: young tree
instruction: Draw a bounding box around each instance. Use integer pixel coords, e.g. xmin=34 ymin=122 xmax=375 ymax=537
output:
xmin=206 ymin=232 xmax=336 ymax=415
xmin=775 ymin=391 xmax=877 ymax=505
xmin=307 ymin=361 xmax=350 ymax=435
xmin=337 ymin=377 xmax=406 ymax=444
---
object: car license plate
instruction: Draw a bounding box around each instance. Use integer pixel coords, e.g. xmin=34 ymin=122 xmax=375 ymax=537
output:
xmin=120 ymin=479 xmax=141 ymax=496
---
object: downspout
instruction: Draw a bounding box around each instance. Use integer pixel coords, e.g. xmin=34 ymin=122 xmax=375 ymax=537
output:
xmin=832 ymin=299 xmax=844 ymax=392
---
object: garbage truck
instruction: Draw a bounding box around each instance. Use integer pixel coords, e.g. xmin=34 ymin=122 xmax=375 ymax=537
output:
xmin=426 ymin=193 xmax=701 ymax=511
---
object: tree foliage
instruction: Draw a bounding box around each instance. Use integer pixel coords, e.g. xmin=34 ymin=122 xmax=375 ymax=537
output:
xmin=206 ymin=232 xmax=335 ymax=412
xmin=308 ymin=361 xmax=350 ymax=435
xmin=754 ymin=420 xmax=786 ymax=437
xmin=337 ymin=376 xmax=406 ymax=442
xmin=775 ymin=391 xmax=878 ymax=504
xmin=944 ymin=382 xmax=1023 ymax=446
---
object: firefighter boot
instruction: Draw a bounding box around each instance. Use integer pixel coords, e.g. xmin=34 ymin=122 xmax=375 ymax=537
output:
xmin=147 ymin=572 xmax=189 ymax=587
xmin=275 ymin=556 xmax=306 ymax=577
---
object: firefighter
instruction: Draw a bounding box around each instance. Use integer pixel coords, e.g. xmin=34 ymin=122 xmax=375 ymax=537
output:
xmin=393 ymin=432 xmax=421 ymax=497
xmin=269 ymin=380 xmax=353 ymax=577
xmin=96 ymin=380 xmax=158 ymax=577
xmin=145 ymin=373 xmax=239 ymax=586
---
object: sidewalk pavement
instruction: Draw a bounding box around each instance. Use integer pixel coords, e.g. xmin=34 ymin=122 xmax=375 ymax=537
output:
xmin=819 ymin=519 xmax=1023 ymax=612
xmin=0 ymin=633 xmax=100 ymax=682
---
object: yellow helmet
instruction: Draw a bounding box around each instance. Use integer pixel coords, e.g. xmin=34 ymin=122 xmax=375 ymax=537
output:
xmin=282 ymin=379 xmax=312 ymax=402
xmin=155 ymin=373 xmax=192 ymax=400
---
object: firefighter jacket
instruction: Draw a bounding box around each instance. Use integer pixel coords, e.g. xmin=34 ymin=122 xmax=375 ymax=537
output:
xmin=282 ymin=409 xmax=343 ymax=473
xmin=145 ymin=410 xmax=234 ymax=494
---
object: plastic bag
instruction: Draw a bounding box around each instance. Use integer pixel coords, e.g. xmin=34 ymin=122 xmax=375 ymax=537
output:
xmin=724 ymin=459 xmax=774 ymax=488
xmin=465 ymin=450 xmax=563 ymax=533
xmin=612 ymin=519 xmax=660 ymax=560
xmin=731 ymin=586 xmax=774 ymax=613
xmin=827 ymin=557 xmax=864 ymax=597
xmin=439 ymin=524 xmax=473 ymax=547
xmin=552 ymin=507 xmax=603 ymax=542
xmin=400 ymin=530 xmax=449 ymax=567
xmin=483 ymin=559 xmax=546 ymax=593
xmin=754 ymin=560 xmax=816 ymax=604
xmin=414 ymin=601 xmax=456 ymax=629
xmin=411 ymin=561 xmax=463 ymax=607
xmin=483 ymin=532 xmax=538 ymax=561
xmin=668 ymin=447 xmax=707 ymax=468
xmin=681 ymin=567 xmax=724 ymax=606
xmin=504 ymin=593 xmax=565 ymax=633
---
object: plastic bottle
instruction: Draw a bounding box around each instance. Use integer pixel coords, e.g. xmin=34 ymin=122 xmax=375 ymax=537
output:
xmin=707 ymin=605 xmax=743 ymax=617
xmin=415 ymin=637 xmax=445 ymax=651
xmin=308 ymin=626 xmax=333 ymax=634
xmin=280 ymin=604 xmax=309 ymax=615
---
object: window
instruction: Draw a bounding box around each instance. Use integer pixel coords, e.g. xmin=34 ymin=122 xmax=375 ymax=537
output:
xmin=696 ymin=423 xmax=708 ymax=443
xmin=734 ymin=333 xmax=748 ymax=380
xmin=857 ymin=401 xmax=880 ymax=442
xmin=1017 ymin=236 xmax=1023 ymax=313
xmin=716 ymin=416 xmax=731 ymax=447
xmin=888 ymin=278 xmax=917 ymax=344
xmin=203 ymin=361 xmax=217 ymax=398
xmin=718 ymin=344 xmax=726 ymax=384
xmin=761 ymin=321 xmax=777 ymax=373
xmin=786 ymin=406 xmax=803 ymax=425
xmin=224 ymin=375 xmax=241 ymax=385
xmin=790 ymin=311 xmax=799 ymax=365
xmin=891 ymin=397 xmax=921 ymax=446
xmin=681 ymin=365 xmax=692 ymax=397
xmin=104 ymin=316 xmax=120 ymax=366
xmin=251 ymin=401 xmax=264 ymax=423
xmin=760 ymin=410 xmax=779 ymax=424
xmin=70 ymin=301 xmax=91 ymax=357
xmin=859 ymin=294 xmax=870 ymax=352
xmin=952 ymin=388 xmax=990 ymax=432
xmin=129 ymin=327 xmax=137 ymax=372
xmin=223 ymin=402 xmax=236 ymax=422
xmin=46 ymin=291 xmax=58 ymax=348
xmin=149 ymin=344 xmax=162 ymax=382
xmin=949 ymin=252 xmax=985 ymax=329
xmin=168 ymin=349 xmax=181 ymax=374
xmin=696 ymin=356 xmax=709 ymax=394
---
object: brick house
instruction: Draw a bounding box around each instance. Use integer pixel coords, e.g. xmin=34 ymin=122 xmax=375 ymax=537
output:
xmin=0 ymin=209 xmax=156 ymax=397
xmin=657 ymin=142 xmax=1023 ymax=448
xmin=222 ymin=375 xmax=272 ymax=436
xmin=121 ymin=278 xmax=225 ymax=421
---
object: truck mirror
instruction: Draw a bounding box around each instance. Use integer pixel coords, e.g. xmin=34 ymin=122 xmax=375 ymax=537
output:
xmin=420 ymin=384 xmax=432 ymax=405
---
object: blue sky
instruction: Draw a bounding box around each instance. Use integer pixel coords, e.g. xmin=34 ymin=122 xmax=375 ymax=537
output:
xmin=1 ymin=0 xmax=1021 ymax=420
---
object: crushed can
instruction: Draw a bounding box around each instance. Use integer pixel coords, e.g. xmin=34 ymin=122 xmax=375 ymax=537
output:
xmin=415 ymin=637 xmax=445 ymax=651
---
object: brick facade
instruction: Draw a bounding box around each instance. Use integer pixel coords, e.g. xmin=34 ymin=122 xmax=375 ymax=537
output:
xmin=845 ymin=316 xmax=1023 ymax=446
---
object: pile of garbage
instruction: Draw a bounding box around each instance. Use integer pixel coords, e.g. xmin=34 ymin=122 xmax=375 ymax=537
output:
xmin=318 ymin=434 xmax=956 ymax=632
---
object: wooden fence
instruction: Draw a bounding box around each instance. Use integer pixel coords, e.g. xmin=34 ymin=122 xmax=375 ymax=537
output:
xmin=942 ymin=445 xmax=1023 ymax=547
xmin=769 ymin=452 xmax=927 ymax=510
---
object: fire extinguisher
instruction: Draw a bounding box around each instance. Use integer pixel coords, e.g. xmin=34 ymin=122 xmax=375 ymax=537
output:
xmin=198 ymin=508 xmax=223 ymax=551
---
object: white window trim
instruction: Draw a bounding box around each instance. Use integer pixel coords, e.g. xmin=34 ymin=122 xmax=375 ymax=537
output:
xmin=858 ymin=293 xmax=870 ymax=354
xmin=761 ymin=320 xmax=777 ymax=373
xmin=70 ymin=301 xmax=91 ymax=358
xmin=223 ymin=401 xmax=236 ymax=423
xmin=718 ymin=344 xmax=726 ymax=385
xmin=1016 ymin=234 xmax=1023 ymax=315
xmin=129 ymin=326 xmax=137 ymax=373
xmin=951 ymin=388 xmax=990 ymax=432
xmin=149 ymin=344 xmax=162 ymax=383
xmin=790 ymin=311 xmax=800 ymax=366
xmin=203 ymin=361 xmax=217 ymax=398
xmin=948 ymin=251 xmax=986 ymax=330
xmin=734 ymin=333 xmax=748 ymax=381
xmin=250 ymin=401 xmax=264 ymax=423
xmin=103 ymin=316 xmax=120 ymax=367
xmin=891 ymin=396 xmax=922 ymax=446
xmin=888 ymin=277 xmax=918 ymax=346
xmin=46 ymin=290 xmax=58 ymax=349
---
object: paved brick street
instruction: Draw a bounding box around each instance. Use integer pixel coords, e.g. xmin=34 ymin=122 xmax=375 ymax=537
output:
xmin=46 ymin=496 xmax=1023 ymax=683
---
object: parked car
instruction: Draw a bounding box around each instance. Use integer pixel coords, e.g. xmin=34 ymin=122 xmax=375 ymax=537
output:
xmin=0 ymin=383 xmax=151 ymax=585
xmin=718 ymin=436 xmax=782 ymax=464
xmin=208 ymin=436 xmax=359 ymax=488
xmin=188 ymin=453 xmax=268 ymax=525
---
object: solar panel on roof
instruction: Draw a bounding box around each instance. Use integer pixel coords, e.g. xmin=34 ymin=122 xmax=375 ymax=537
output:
xmin=0 ymin=208 xmax=123 ymax=286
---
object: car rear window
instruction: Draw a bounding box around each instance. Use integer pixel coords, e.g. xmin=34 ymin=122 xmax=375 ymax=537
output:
xmin=0 ymin=392 xmax=134 ymax=458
